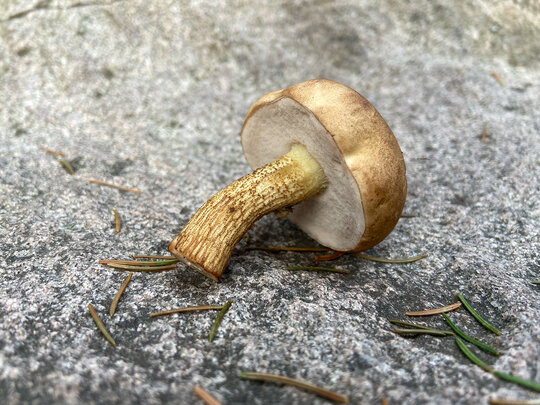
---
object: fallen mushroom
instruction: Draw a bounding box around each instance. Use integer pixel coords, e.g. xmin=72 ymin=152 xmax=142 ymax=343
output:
xmin=169 ymin=79 xmax=407 ymax=281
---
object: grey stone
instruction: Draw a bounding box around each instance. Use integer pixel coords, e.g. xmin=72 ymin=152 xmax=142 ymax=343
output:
xmin=0 ymin=1 xmax=538 ymax=404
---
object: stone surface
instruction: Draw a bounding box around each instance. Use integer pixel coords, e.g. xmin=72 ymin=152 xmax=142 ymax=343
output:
xmin=0 ymin=1 xmax=539 ymax=404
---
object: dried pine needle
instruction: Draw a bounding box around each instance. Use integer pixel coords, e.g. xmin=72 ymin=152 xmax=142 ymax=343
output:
xmin=39 ymin=145 xmax=66 ymax=156
xmin=57 ymin=158 xmax=75 ymax=174
xmin=481 ymin=125 xmax=488 ymax=143
xmin=381 ymin=399 xmax=389 ymax=405
xmin=109 ymin=272 xmax=133 ymax=317
xmin=88 ymin=178 xmax=143 ymax=194
xmin=150 ymin=305 xmax=224 ymax=318
xmin=391 ymin=327 xmax=454 ymax=337
xmin=315 ymin=251 xmax=345 ymax=261
xmin=355 ymin=253 xmax=427 ymax=264
xmin=208 ymin=300 xmax=232 ymax=342
xmin=193 ymin=385 xmax=222 ymax=405
xmin=490 ymin=71 xmax=505 ymax=86
xmin=442 ymin=313 xmax=500 ymax=356
xmin=239 ymin=372 xmax=348 ymax=403
xmin=457 ymin=293 xmax=501 ymax=335
xmin=489 ymin=398 xmax=540 ymax=404
xmin=286 ymin=266 xmax=350 ymax=274
xmin=133 ymin=255 xmax=177 ymax=260
xmin=406 ymin=302 xmax=461 ymax=316
xmin=88 ymin=304 xmax=116 ymax=346
xmin=101 ymin=263 xmax=178 ymax=272
xmin=388 ymin=319 xmax=437 ymax=330
xmin=246 ymin=246 xmax=329 ymax=252
xmin=99 ymin=259 xmax=179 ymax=266
xmin=112 ymin=209 xmax=121 ymax=232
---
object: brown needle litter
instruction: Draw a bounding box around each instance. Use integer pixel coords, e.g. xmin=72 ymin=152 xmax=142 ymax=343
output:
xmin=39 ymin=145 xmax=66 ymax=156
xmin=355 ymin=253 xmax=427 ymax=264
xmin=481 ymin=124 xmax=488 ymax=143
xmin=286 ymin=266 xmax=350 ymax=274
xmin=246 ymin=246 xmax=329 ymax=252
xmin=150 ymin=305 xmax=224 ymax=318
xmin=99 ymin=258 xmax=179 ymax=272
xmin=109 ymin=272 xmax=133 ymax=317
xmin=193 ymin=385 xmax=222 ymax=405
xmin=239 ymin=372 xmax=348 ymax=403
xmin=112 ymin=209 xmax=121 ymax=232
xmin=88 ymin=304 xmax=116 ymax=346
xmin=88 ymin=178 xmax=143 ymax=194
xmin=488 ymin=398 xmax=540 ymax=405
xmin=208 ymin=300 xmax=232 ymax=342
xmin=315 ymin=251 xmax=345 ymax=261
xmin=406 ymin=302 xmax=461 ymax=316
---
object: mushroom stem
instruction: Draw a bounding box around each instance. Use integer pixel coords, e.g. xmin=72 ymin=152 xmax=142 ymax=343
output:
xmin=168 ymin=144 xmax=327 ymax=281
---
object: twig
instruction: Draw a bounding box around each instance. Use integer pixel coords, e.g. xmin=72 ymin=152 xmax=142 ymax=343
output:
xmin=109 ymin=272 xmax=133 ymax=317
xmin=150 ymin=305 xmax=224 ymax=318
xmin=39 ymin=146 xmax=66 ymax=156
xmin=112 ymin=209 xmax=121 ymax=232
xmin=457 ymin=293 xmax=501 ymax=335
xmin=442 ymin=313 xmax=500 ymax=356
xmin=208 ymin=300 xmax=232 ymax=342
xmin=355 ymin=253 xmax=427 ymax=264
xmin=88 ymin=178 xmax=143 ymax=194
xmin=391 ymin=328 xmax=454 ymax=337
xmin=88 ymin=304 xmax=116 ymax=346
xmin=286 ymin=266 xmax=350 ymax=274
xmin=406 ymin=302 xmax=461 ymax=316
xmin=193 ymin=385 xmax=222 ymax=405
xmin=239 ymin=371 xmax=348 ymax=403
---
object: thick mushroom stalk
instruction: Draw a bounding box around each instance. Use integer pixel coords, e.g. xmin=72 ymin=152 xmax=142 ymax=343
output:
xmin=168 ymin=144 xmax=327 ymax=281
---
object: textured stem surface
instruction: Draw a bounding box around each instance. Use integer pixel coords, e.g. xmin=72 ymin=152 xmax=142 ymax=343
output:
xmin=168 ymin=144 xmax=326 ymax=281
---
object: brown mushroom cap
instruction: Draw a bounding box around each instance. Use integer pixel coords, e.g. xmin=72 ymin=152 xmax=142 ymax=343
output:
xmin=240 ymin=79 xmax=407 ymax=252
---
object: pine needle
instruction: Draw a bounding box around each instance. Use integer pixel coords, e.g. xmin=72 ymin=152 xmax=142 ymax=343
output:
xmin=101 ymin=263 xmax=178 ymax=272
xmin=57 ymin=158 xmax=75 ymax=174
xmin=489 ymin=398 xmax=540 ymax=404
xmin=286 ymin=266 xmax=350 ymax=274
xmin=208 ymin=300 xmax=232 ymax=342
xmin=239 ymin=371 xmax=348 ymax=403
xmin=391 ymin=328 xmax=454 ymax=337
xmin=388 ymin=319 xmax=437 ymax=330
xmin=315 ymin=251 xmax=345 ymax=261
xmin=457 ymin=293 xmax=501 ymax=335
xmin=88 ymin=178 xmax=143 ymax=194
xmin=88 ymin=304 xmax=116 ymax=346
xmin=193 ymin=385 xmax=222 ymax=405
xmin=442 ymin=313 xmax=500 ymax=356
xmin=40 ymin=145 xmax=66 ymax=156
xmin=112 ymin=209 xmax=121 ymax=232
xmin=150 ymin=305 xmax=224 ymax=318
xmin=406 ymin=302 xmax=461 ymax=316
xmin=355 ymin=253 xmax=427 ymax=264
xmin=493 ymin=372 xmax=540 ymax=392
xmin=109 ymin=272 xmax=133 ymax=317
xmin=455 ymin=338 xmax=493 ymax=372
xmin=246 ymin=246 xmax=329 ymax=252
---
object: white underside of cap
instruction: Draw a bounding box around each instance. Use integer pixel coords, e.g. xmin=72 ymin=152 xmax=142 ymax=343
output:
xmin=241 ymin=97 xmax=365 ymax=251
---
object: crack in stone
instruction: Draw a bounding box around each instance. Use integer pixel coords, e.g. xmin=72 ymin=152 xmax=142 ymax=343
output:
xmin=1 ymin=0 xmax=124 ymax=22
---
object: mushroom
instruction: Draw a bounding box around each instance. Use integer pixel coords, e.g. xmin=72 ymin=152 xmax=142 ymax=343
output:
xmin=169 ymin=79 xmax=406 ymax=281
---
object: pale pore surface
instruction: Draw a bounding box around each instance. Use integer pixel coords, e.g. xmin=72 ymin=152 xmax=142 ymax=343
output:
xmin=241 ymin=97 xmax=364 ymax=251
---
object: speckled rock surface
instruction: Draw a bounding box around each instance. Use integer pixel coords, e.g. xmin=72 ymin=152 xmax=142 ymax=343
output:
xmin=0 ymin=1 xmax=539 ymax=404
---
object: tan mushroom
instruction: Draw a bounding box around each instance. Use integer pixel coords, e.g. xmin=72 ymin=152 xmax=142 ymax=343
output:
xmin=169 ymin=79 xmax=407 ymax=281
